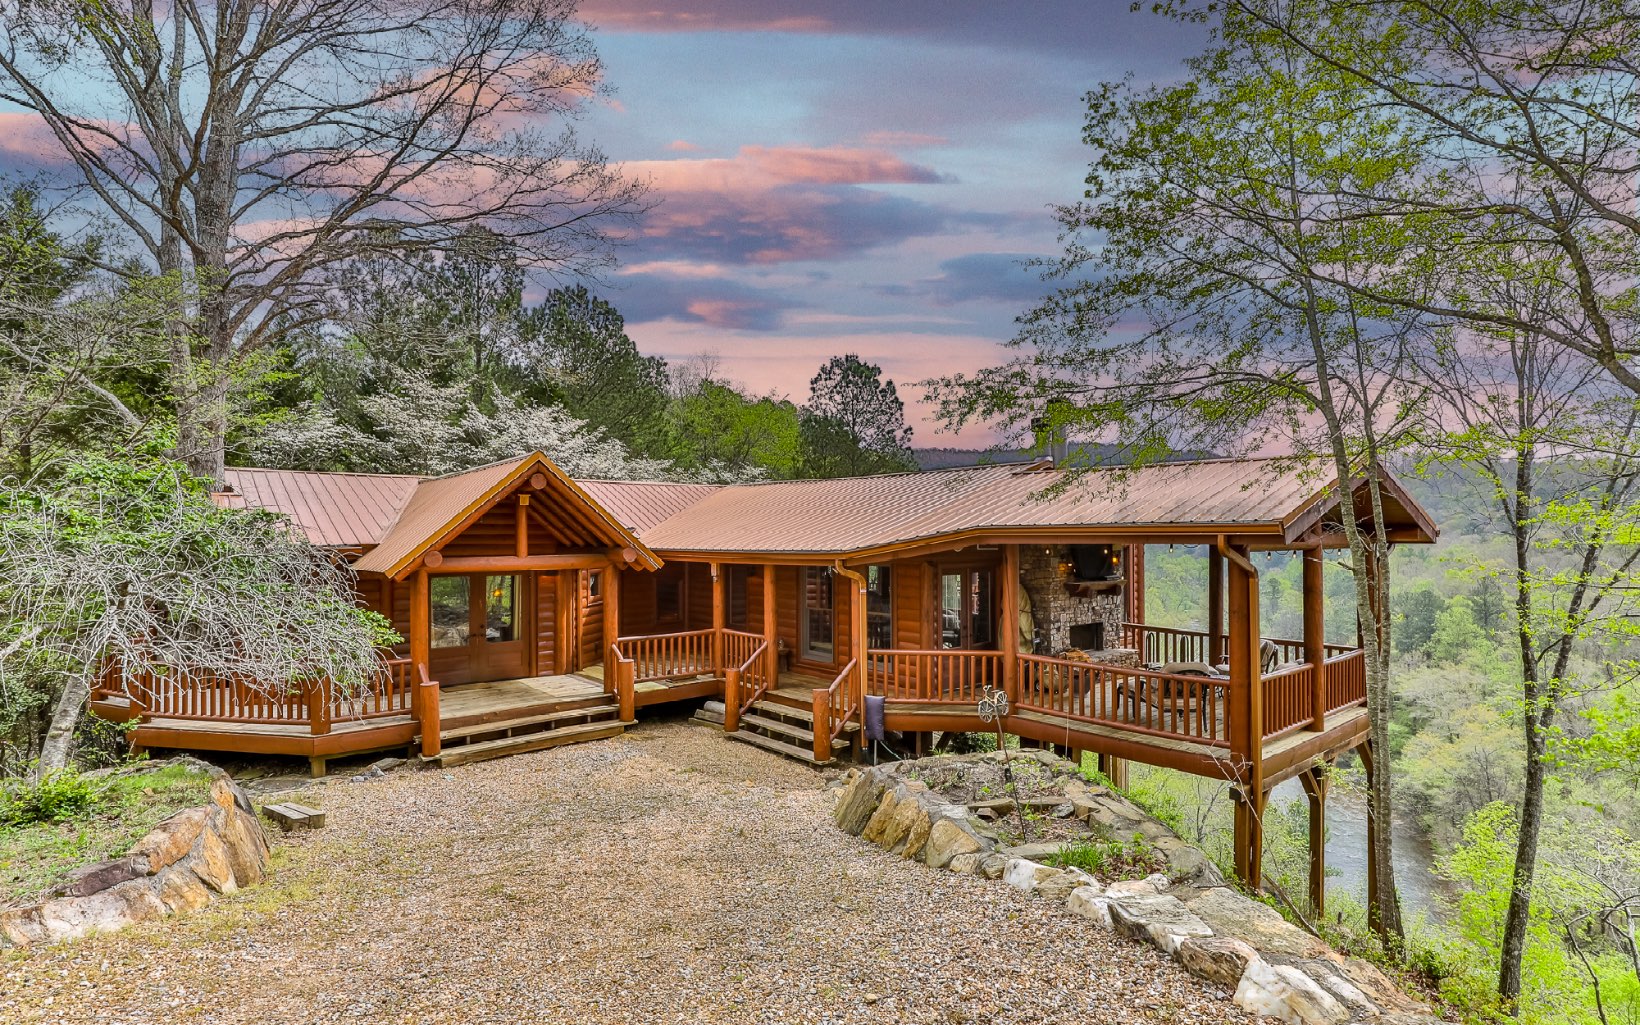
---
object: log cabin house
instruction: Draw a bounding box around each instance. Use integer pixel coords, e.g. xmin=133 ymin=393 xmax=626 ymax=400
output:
xmin=91 ymin=451 xmax=1437 ymax=901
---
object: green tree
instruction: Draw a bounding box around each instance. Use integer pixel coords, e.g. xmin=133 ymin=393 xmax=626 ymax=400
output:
xmin=1395 ymin=589 xmax=1445 ymax=658
xmin=670 ymin=378 xmax=801 ymax=478
xmin=1427 ymin=597 xmax=1487 ymax=667
xmin=800 ymin=354 xmax=915 ymax=478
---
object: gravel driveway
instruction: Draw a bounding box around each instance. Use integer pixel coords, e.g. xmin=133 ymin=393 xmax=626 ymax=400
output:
xmin=5 ymin=718 xmax=1269 ymax=1025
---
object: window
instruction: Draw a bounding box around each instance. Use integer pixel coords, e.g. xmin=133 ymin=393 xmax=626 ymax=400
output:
xmin=800 ymin=566 xmax=834 ymax=662
xmin=484 ymin=575 xmax=517 ymax=642
xmin=587 ymin=570 xmax=603 ymax=600
xmin=865 ymin=565 xmax=893 ymax=650
xmin=430 ymin=576 xmax=471 ymax=649
xmin=939 ymin=567 xmax=996 ymax=649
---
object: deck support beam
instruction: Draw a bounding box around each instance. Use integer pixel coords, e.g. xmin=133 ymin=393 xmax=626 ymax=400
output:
xmin=1223 ymin=537 xmax=1264 ymax=890
xmin=1303 ymin=547 xmax=1326 ymax=731
xmin=1300 ymin=761 xmax=1331 ymax=916
xmin=1097 ymin=752 xmax=1129 ymax=789
xmin=1232 ymin=784 xmax=1267 ymax=889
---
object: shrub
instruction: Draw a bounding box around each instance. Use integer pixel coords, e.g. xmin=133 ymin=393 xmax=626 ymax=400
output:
xmin=0 ymin=768 xmax=102 ymax=825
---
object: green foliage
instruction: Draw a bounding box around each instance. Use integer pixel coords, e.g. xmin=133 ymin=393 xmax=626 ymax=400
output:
xmin=799 ymin=354 xmax=916 ymax=478
xmin=1049 ymin=833 xmax=1167 ymax=881
xmin=0 ymin=762 xmax=213 ymax=904
xmin=669 ymin=378 xmax=802 ymax=478
xmin=0 ymin=768 xmax=100 ymax=826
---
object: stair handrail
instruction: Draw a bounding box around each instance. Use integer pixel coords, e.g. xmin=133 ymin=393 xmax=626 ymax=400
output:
xmin=811 ymin=657 xmax=857 ymax=763
xmin=735 ymin=639 xmax=771 ymax=716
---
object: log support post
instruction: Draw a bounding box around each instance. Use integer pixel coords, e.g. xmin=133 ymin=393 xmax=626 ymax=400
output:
xmin=1300 ymin=761 xmax=1331 ymax=917
xmin=1097 ymin=752 xmax=1129 ymax=789
xmin=762 ymin=564 xmax=779 ymax=687
xmin=711 ymin=562 xmax=725 ymax=675
xmin=616 ymin=658 xmax=635 ymax=723
xmin=515 ymin=495 xmax=530 ymax=559
xmin=1001 ymin=544 xmax=1020 ymax=706
xmin=1208 ymin=546 xmax=1225 ymax=667
xmin=724 ymin=668 xmax=742 ymax=732
xmin=1232 ymin=784 xmax=1267 ymax=890
xmin=418 ymin=664 xmax=441 ymax=759
xmin=1223 ymin=536 xmax=1264 ymax=890
xmin=1304 ymin=546 xmax=1326 ymax=731
xmin=603 ymin=562 xmax=621 ymax=681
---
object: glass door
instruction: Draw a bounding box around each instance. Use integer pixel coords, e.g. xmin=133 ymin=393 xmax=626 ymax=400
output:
xmin=939 ymin=567 xmax=997 ymax=650
xmin=427 ymin=573 xmax=529 ymax=685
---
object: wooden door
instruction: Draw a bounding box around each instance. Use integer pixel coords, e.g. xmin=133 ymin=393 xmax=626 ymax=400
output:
xmin=428 ymin=573 xmax=532 ymax=685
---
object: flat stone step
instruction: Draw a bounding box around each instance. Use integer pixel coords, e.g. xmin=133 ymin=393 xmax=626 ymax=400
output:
xmin=431 ymin=721 xmax=625 ymax=768
xmin=725 ymin=728 xmax=831 ymax=766
xmin=440 ymin=703 xmax=618 ymax=743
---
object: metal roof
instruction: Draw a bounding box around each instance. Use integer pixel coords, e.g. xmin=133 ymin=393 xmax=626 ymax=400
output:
xmin=575 ymin=479 xmax=723 ymax=535
xmin=638 ymin=458 xmax=1361 ymax=554
xmin=219 ymin=455 xmax=1434 ymax=566
xmin=220 ymin=468 xmax=419 ymax=548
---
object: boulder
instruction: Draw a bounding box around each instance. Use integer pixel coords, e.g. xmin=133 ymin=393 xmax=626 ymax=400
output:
xmin=832 ymin=771 xmax=887 ymax=835
xmin=51 ymin=857 xmax=147 ymax=898
xmin=1104 ymin=878 xmax=1162 ymax=898
xmin=1177 ymin=936 xmax=1261 ymax=989
xmin=979 ymin=854 xmax=1008 ymax=879
xmin=1003 ymin=858 xmax=1057 ymax=892
xmin=1152 ymin=835 xmax=1225 ymax=886
xmin=947 ymin=852 xmax=987 ymax=875
xmin=923 ymin=818 xmax=985 ymax=869
xmin=154 ymin=864 xmax=213 ymax=914
xmin=999 ymin=841 xmax=1070 ymax=862
xmin=129 ymin=806 xmax=210 ymax=874
xmin=1234 ymin=959 xmax=1351 ymax=1025
xmin=1185 ymin=887 xmax=1327 ymax=959
xmin=861 ymin=787 xmax=931 ymax=858
xmin=1109 ymin=892 xmax=1215 ymax=954
xmin=1066 ymin=885 xmax=1113 ymax=929
xmin=190 ymin=825 xmax=239 ymax=893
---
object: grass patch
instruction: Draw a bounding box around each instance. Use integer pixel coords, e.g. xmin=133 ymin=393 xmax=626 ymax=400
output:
xmin=1 ymin=762 xmax=214 ymax=905
xmin=1047 ymin=833 xmax=1168 ymax=881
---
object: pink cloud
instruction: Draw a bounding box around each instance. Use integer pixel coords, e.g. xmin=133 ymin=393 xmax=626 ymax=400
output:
xmin=667 ymin=139 xmax=702 ymax=152
xmin=581 ymin=3 xmax=831 ymax=32
xmin=627 ymin=144 xmax=946 ymax=190
xmin=861 ymin=130 xmax=950 ymax=148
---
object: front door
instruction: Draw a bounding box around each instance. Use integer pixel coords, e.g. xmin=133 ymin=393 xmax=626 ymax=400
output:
xmin=429 ymin=573 xmax=531 ymax=686
xmin=938 ymin=566 xmax=997 ymax=650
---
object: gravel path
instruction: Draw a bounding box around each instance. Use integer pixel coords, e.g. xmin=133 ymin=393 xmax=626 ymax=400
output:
xmin=5 ymin=719 xmax=1269 ymax=1025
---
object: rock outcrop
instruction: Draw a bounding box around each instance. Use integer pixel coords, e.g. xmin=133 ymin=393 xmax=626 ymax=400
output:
xmin=831 ymin=753 xmax=1448 ymax=1025
xmin=1 ymin=763 xmax=270 ymax=948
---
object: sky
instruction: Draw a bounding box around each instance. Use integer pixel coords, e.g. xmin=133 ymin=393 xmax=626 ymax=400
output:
xmin=567 ymin=1 xmax=1202 ymax=445
xmin=0 ymin=1 xmax=1203 ymax=448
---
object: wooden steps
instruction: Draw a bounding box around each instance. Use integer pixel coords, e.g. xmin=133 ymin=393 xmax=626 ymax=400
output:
xmin=707 ymin=698 xmax=850 ymax=767
xmin=429 ymin=697 xmax=625 ymax=768
xmin=431 ymin=720 xmax=626 ymax=768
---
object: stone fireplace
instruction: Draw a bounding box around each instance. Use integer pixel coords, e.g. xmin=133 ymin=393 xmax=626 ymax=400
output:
xmin=1018 ymin=545 xmax=1135 ymax=665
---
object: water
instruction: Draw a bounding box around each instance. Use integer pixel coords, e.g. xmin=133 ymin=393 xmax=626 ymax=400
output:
xmin=1270 ymin=778 xmax=1451 ymax=921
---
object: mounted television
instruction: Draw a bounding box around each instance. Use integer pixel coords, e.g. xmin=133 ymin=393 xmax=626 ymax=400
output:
xmin=1067 ymin=544 xmax=1121 ymax=582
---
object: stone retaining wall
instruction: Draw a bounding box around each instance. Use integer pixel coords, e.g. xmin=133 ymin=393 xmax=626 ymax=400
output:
xmin=1 ymin=762 xmax=270 ymax=948
xmin=832 ymin=752 xmax=1448 ymax=1025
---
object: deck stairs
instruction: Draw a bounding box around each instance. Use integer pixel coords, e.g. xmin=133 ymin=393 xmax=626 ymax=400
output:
xmin=429 ymin=690 xmax=625 ymax=768
xmin=693 ymin=692 xmax=853 ymax=767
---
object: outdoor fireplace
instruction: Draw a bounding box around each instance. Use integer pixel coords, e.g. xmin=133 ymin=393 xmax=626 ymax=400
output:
xmin=1068 ymin=622 xmax=1105 ymax=651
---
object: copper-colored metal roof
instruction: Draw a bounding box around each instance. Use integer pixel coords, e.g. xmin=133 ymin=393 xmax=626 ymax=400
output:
xmin=639 ymin=457 xmax=1407 ymax=554
xmin=221 ymin=455 xmax=1433 ymax=566
xmin=221 ymin=468 xmax=419 ymax=548
xmin=575 ymin=479 xmax=723 ymax=534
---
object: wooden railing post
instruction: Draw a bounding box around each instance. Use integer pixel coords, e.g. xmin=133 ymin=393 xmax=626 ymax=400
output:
xmin=711 ymin=562 xmax=725 ymax=675
xmin=724 ymin=668 xmax=742 ymax=732
xmin=307 ymin=679 xmax=332 ymax=736
xmin=617 ymin=657 xmax=636 ymax=723
xmin=812 ymin=688 xmax=832 ymax=762
xmin=418 ymin=664 xmax=441 ymax=758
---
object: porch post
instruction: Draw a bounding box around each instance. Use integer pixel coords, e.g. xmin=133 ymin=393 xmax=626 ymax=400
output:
xmin=711 ymin=562 xmax=725 ymax=674
xmin=410 ymin=568 xmax=430 ymax=680
xmin=1303 ymin=546 xmax=1326 ymax=731
xmin=762 ymin=564 xmax=778 ymax=685
xmin=1207 ymin=545 xmax=1225 ymax=667
xmin=1001 ymin=543 xmax=1020 ymax=705
xmin=603 ymin=560 xmax=621 ymax=675
xmin=1225 ymin=539 xmax=1264 ymax=889
xmin=515 ymin=495 xmax=529 ymax=558
xmin=1300 ymin=762 xmax=1330 ymax=916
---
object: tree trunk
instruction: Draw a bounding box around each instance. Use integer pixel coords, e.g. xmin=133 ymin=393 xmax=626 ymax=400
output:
xmin=1360 ymin=537 xmax=1405 ymax=942
xmin=35 ymin=672 xmax=90 ymax=778
xmin=1498 ymin=440 xmax=1540 ymax=1007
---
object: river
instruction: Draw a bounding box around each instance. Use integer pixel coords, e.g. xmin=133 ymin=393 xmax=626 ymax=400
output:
xmin=1270 ymin=778 xmax=1451 ymax=922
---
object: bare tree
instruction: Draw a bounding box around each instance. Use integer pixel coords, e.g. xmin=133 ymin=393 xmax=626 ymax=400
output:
xmin=0 ymin=456 xmax=391 ymax=776
xmin=0 ymin=0 xmax=648 ymax=482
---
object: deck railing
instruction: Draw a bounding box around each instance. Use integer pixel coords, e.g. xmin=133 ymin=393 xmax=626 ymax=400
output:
xmin=863 ymin=649 xmax=1003 ymax=704
xmin=123 ymin=655 xmax=415 ymax=733
xmin=812 ymin=658 xmax=857 ymax=763
xmin=1120 ymin=622 xmax=1354 ymax=668
xmin=612 ymin=628 xmax=717 ymax=683
xmin=724 ymin=636 xmax=771 ymax=732
xmin=1324 ymin=648 xmax=1366 ymax=713
xmin=1017 ymin=654 xmax=1232 ymax=748
xmin=1260 ymin=662 xmax=1315 ymax=741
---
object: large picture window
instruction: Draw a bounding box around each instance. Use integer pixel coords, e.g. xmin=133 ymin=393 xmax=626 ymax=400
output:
xmin=800 ymin=566 xmax=834 ymax=662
